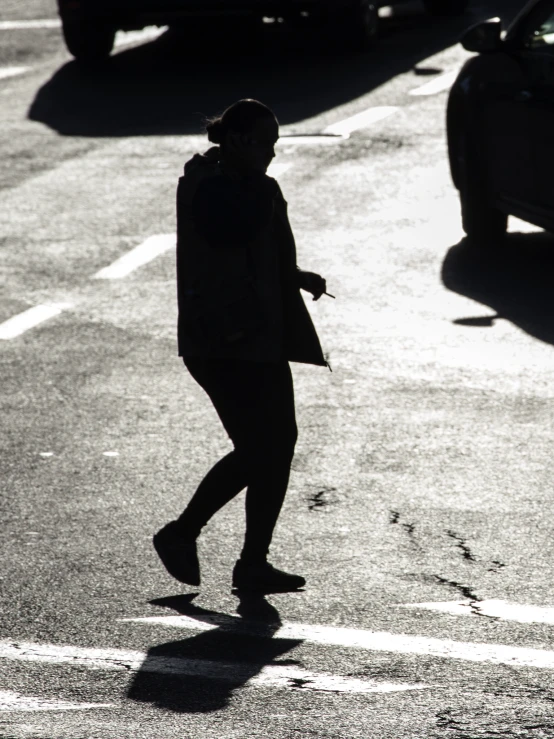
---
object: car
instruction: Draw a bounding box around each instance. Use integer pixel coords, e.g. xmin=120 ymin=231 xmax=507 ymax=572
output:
xmin=57 ymin=0 xmax=470 ymax=62
xmin=447 ymin=0 xmax=554 ymax=245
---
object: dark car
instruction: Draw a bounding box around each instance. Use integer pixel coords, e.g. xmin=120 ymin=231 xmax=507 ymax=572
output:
xmin=447 ymin=0 xmax=554 ymax=245
xmin=57 ymin=0 xmax=469 ymax=62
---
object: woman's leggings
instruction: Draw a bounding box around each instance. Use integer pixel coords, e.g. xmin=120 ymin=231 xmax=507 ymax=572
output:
xmin=177 ymin=356 xmax=298 ymax=562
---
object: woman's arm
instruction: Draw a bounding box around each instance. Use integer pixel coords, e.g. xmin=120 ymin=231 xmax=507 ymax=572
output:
xmin=297 ymin=269 xmax=327 ymax=301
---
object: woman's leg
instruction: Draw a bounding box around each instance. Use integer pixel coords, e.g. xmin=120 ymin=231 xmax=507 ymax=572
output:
xmin=181 ymin=356 xmax=297 ymax=559
xmin=175 ymin=450 xmax=247 ymax=538
xmin=239 ymin=360 xmax=297 ymax=563
xmin=176 ymin=357 xmax=249 ymax=537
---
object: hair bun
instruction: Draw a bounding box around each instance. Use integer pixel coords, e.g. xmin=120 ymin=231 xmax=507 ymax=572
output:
xmin=206 ymin=119 xmax=223 ymax=144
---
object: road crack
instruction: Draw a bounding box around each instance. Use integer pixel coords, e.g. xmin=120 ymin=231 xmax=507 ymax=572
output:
xmin=389 ymin=510 xmax=423 ymax=551
xmin=432 ymin=576 xmax=498 ymax=620
xmin=307 ymin=487 xmax=336 ymax=511
xmin=446 ymin=530 xmax=478 ymax=562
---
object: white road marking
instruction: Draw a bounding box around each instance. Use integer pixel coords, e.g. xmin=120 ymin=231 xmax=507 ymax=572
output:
xmin=399 ymin=600 xmax=554 ymax=625
xmin=0 ymin=20 xmax=61 ymax=30
xmin=122 ymin=615 xmax=554 ymax=670
xmin=0 ymin=303 xmax=71 ymax=340
xmin=0 ymin=641 xmax=428 ymax=695
xmin=0 ymin=690 xmax=113 ymax=713
xmin=114 ymin=26 xmax=167 ymax=49
xmin=409 ymin=71 xmax=458 ymax=97
xmin=39 ymin=452 xmax=54 ymax=457
xmin=103 ymin=451 xmax=119 ymax=457
xmin=0 ymin=66 xmax=30 ymax=80
xmin=93 ymin=233 xmax=175 ymax=279
xmin=324 ymin=106 xmax=398 ymax=138
xmin=267 ymin=162 xmax=293 ymax=178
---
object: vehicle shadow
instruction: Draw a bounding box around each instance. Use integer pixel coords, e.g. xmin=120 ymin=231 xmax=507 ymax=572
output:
xmin=441 ymin=230 xmax=554 ymax=346
xmin=126 ymin=593 xmax=303 ymax=713
xmin=28 ymin=0 xmax=524 ymax=138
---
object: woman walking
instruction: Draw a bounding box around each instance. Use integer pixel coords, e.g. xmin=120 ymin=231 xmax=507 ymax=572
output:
xmin=154 ymin=99 xmax=329 ymax=593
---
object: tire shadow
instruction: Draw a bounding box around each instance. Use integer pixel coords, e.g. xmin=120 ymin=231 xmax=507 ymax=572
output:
xmin=27 ymin=0 xmax=525 ymax=138
xmin=441 ymin=230 xmax=554 ymax=346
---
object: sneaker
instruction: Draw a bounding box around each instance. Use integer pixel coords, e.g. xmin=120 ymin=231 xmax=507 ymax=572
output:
xmin=153 ymin=521 xmax=200 ymax=586
xmin=232 ymin=560 xmax=305 ymax=593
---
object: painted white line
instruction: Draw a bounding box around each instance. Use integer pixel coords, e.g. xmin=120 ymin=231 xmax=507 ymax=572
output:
xmin=0 ymin=303 xmax=71 ymax=340
xmin=122 ymin=615 xmax=554 ymax=670
xmin=0 ymin=66 xmax=30 ymax=80
xmin=93 ymin=233 xmax=175 ymax=280
xmin=0 ymin=690 xmax=113 ymax=713
xmin=0 ymin=19 xmax=61 ymax=30
xmin=399 ymin=600 xmax=554 ymax=625
xmin=267 ymin=162 xmax=293 ymax=178
xmin=0 ymin=641 xmax=428 ymax=695
xmin=114 ymin=25 xmax=167 ymax=49
xmin=324 ymin=106 xmax=398 ymax=137
xmin=409 ymin=71 xmax=458 ymax=97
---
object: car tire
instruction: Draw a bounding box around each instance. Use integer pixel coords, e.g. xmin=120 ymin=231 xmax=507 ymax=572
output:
xmin=423 ymin=0 xmax=468 ymax=15
xmin=461 ymin=190 xmax=507 ymax=246
xmin=335 ymin=1 xmax=379 ymax=52
xmin=61 ymin=18 xmax=116 ymax=62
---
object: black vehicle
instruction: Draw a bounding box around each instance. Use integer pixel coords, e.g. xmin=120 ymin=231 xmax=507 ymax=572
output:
xmin=57 ymin=0 xmax=469 ymax=62
xmin=447 ymin=0 xmax=554 ymax=245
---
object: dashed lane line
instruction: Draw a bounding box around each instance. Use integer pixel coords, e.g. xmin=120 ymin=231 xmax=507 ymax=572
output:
xmin=122 ymin=615 xmax=554 ymax=670
xmin=0 ymin=690 xmax=114 ymax=713
xmin=0 ymin=641 xmax=429 ymax=695
xmin=323 ymin=106 xmax=399 ymax=138
xmin=0 ymin=303 xmax=72 ymax=340
xmin=114 ymin=25 xmax=167 ymax=49
xmin=93 ymin=233 xmax=175 ymax=279
xmin=399 ymin=600 xmax=554 ymax=625
xmin=0 ymin=20 xmax=61 ymax=30
xmin=267 ymin=162 xmax=293 ymax=177
xmin=409 ymin=70 xmax=458 ymax=97
xmin=0 ymin=66 xmax=30 ymax=80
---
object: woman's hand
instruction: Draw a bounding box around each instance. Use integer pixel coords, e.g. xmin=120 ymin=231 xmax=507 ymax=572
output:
xmin=298 ymin=270 xmax=327 ymax=301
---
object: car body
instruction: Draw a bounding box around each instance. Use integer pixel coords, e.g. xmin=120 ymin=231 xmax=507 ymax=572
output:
xmin=57 ymin=0 xmax=469 ymax=61
xmin=447 ymin=0 xmax=554 ymax=244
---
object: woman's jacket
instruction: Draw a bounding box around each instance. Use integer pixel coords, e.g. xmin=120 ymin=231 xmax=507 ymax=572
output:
xmin=176 ymin=146 xmax=327 ymax=367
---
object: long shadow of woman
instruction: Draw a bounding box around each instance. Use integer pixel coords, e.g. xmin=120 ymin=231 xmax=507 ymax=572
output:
xmin=127 ymin=593 xmax=303 ymax=713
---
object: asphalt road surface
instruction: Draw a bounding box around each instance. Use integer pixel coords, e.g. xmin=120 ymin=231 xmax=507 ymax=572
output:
xmin=3 ymin=1 xmax=554 ymax=737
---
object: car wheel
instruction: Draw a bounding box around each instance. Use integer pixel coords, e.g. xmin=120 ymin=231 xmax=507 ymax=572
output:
xmin=61 ymin=18 xmax=116 ymax=62
xmin=423 ymin=0 xmax=468 ymax=15
xmin=461 ymin=189 xmax=507 ymax=246
xmin=336 ymin=1 xmax=379 ymax=52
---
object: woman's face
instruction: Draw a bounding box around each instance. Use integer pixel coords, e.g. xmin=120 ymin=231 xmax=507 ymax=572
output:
xmin=225 ymin=115 xmax=279 ymax=174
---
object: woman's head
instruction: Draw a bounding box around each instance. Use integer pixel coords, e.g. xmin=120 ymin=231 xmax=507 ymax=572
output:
xmin=205 ymin=99 xmax=279 ymax=174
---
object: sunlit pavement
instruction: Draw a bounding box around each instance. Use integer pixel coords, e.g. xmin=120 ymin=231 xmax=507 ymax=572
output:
xmin=3 ymin=2 xmax=554 ymax=737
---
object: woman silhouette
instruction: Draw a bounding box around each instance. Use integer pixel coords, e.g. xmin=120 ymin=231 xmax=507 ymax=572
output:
xmin=154 ymin=99 xmax=329 ymax=593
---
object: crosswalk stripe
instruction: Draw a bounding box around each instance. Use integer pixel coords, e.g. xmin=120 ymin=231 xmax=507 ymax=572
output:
xmin=0 ymin=641 xmax=429 ymax=695
xmin=121 ymin=615 xmax=554 ymax=670
xmin=0 ymin=303 xmax=71 ymax=340
xmin=409 ymin=71 xmax=458 ymax=96
xmin=324 ymin=106 xmax=398 ymax=137
xmin=93 ymin=233 xmax=175 ymax=279
xmin=0 ymin=690 xmax=113 ymax=712
xmin=399 ymin=600 xmax=554 ymax=625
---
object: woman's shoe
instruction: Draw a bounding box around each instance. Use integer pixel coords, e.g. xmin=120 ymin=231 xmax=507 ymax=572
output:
xmin=153 ymin=521 xmax=200 ymax=586
xmin=232 ymin=560 xmax=305 ymax=593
